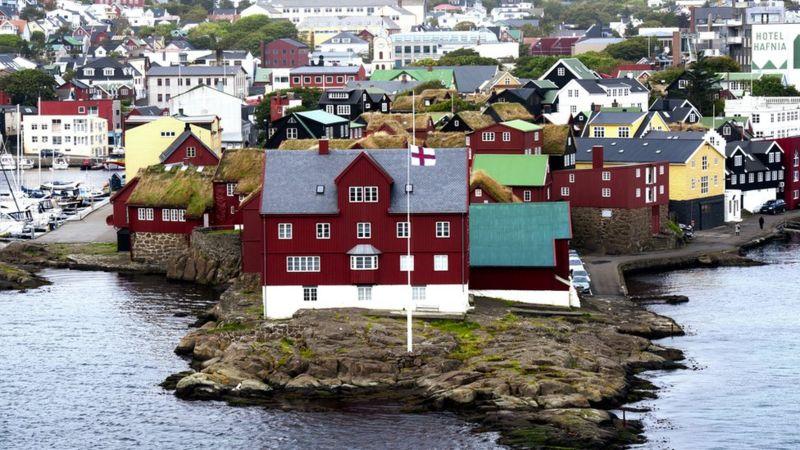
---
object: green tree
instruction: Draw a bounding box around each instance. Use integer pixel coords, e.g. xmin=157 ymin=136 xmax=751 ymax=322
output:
xmin=752 ymin=75 xmax=800 ymax=96
xmin=512 ymin=55 xmax=560 ymax=78
xmin=0 ymin=35 xmax=24 ymax=54
xmin=650 ymin=66 xmax=684 ymax=86
xmin=605 ymin=37 xmax=661 ymax=61
xmin=20 ymin=5 xmax=44 ymax=21
xmin=453 ymin=21 xmax=475 ymax=31
xmin=0 ymin=70 xmax=57 ymax=106
xmin=575 ymin=52 xmax=619 ymax=75
xmin=184 ymin=5 xmax=210 ymax=23
xmin=684 ymin=56 xmax=720 ymax=115
xmin=697 ymin=56 xmax=741 ymax=73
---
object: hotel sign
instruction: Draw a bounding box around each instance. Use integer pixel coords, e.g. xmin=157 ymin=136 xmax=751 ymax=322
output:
xmin=751 ymin=24 xmax=800 ymax=71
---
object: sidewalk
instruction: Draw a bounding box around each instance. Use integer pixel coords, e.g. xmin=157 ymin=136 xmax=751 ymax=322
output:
xmin=583 ymin=211 xmax=800 ymax=297
xmin=35 ymin=203 xmax=116 ymax=244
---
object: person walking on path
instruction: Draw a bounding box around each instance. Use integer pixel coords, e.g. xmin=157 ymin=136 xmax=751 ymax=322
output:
xmin=759 ymin=216 xmax=765 ymax=230
xmin=735 ymin=223 xmax=741 ymax=236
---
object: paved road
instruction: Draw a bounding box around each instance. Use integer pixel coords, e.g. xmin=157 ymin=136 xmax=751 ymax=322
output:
xmin=35 ymin=203 xmax=116 ymax=244
xmin=582 ymin=211 xmax=800 ymax=297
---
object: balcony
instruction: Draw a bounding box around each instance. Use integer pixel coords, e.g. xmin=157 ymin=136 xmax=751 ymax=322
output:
xmin=726 ymin=36 xmax=743 ymax=44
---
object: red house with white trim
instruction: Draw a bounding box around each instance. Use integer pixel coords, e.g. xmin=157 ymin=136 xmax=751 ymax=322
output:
xmin=240 ymin=143 xmax=470 ymax=319
xmin=39 ymin=99 xmax=122 ymax=142
xmin=775 ymin=137 xmax=800 ymax=210
xmin=211 ymin=148 xmax=265 ymax=228
xmin=551 ymin=145 xmax=670 ymax=254
xmin=159 ymin=127 xmax=221 ymax=167
xmin=467 ymin=120 xmax=543 ymax=160
xmin=289 ymin=65 xmax=366 ymax=89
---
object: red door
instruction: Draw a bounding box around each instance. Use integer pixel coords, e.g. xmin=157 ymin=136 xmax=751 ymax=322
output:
xmin=651 ymin=205 xmax=660 ymax=235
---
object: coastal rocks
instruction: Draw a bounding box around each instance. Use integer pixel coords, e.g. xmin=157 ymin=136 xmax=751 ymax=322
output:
xmin=166 ymin=288 xmax=686 ymax=449
xmin=166 ymin=229 xmax=242 ymax=285
xmin=0 ymin=261 xmax=49 ymax=290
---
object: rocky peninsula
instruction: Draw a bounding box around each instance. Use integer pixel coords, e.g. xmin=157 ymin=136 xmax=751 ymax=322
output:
xmin=0 ymin=241 xmax=687 ymax=447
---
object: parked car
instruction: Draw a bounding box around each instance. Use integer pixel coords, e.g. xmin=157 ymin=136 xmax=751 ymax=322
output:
xmin=760 ymin=199 xmax=787 ymax=215
xmin=573 ymin=275 xmax=591 ymax=295
xmin=572 ymin=268 xmax=591 ymax=283
xmin=569 ymin=256 xmax=584 ymax=271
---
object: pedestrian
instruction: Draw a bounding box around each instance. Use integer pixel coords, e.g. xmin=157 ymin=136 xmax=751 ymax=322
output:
xmin=759 ymin=216 xmax=765 ymax=230
xmin=735 ymin=223 xmax=741 ymax=236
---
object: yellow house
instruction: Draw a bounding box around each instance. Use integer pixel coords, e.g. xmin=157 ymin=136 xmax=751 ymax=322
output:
xmin=123 ymin=116 xmax=222 ymax=179
xmin=574 ymin=135 xmax=727 ymax=229
xmin=581 ymin=110 xmax=670 ymax=138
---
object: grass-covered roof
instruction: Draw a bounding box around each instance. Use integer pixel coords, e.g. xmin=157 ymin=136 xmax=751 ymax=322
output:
xmin=424 ymin=131 xmax=466 ymax=148
xmin=470 ymin=169 xmax=519 ymax=203
xmin=128 ymin=165 xmax=214 ymax=218
xmin=213 ymin=148 xmax=265 ymax=194
xmin=488 ymin=103 xmax=535 ymax=122
xmin=541 ymin=124 xmax=570 ymax=155
xmin=277 ymin=139 xmax=358 ymax=150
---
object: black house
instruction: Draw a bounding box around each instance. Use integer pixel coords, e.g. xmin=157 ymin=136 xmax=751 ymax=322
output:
xmin=439 ymin=111 xmax=495 ymax=132
xmin=317 ymin=89 xmax=391 ymax=121
xmin=726 ymin=140 xmax=784 ymax=210
xmin=539 ymin=58 xmax=599 ymax=89
xmin=487 ymin=82 xmax=559 ymax=121
xmin=265 ymin=109 xmax=350 ymax=148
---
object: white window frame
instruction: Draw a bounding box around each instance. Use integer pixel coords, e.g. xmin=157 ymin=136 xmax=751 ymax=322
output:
xmin=435 ymin=221 xmax=450 ymax=238
xmin=350 ymin=255 xmax=378 ymax=270
xmin=400 ymin=254 xmax=414 ymax=272
xmin=349 ymin=186 xmax=363 ymax=202
xmin=523 ymin=190 xmax=531 ymax=202
xmin=364 ymin=186 xmax=378 ymax=203
xmin=561 ymin=187 xmax=570 ymax=196
xmin=396 ymin=221 xmax=410 ymax=238
xmin=287 ymin=256 xmax=321 ymax=272
xmin=412 ymin=286 xmax=426 ymax=301
xmin=278 ymin=223 xmax=293 ymax=239
xmin=303 ymin=286 xmax=318 ymax=301
xmin=502 ymin=131 xmax=511 ymax=142
xmin=226 ymin=183 xmax=236 ymax=197
xmin=357 ymin=286 xmax=372 ymax=301
xmin=482 ymin=132 xmax=495 ymax=142
xmin=433 ymin=255 xmax=448 ymax=271
xmin=286 ymin=127 xmax=298 ymax=139
xmin=357 ymin=222 xmax=371 ymax=239
xmin=601 ymin=188 xmax=611 ymax=198
xmin=316 ymin=223 xmax=330 ymax=239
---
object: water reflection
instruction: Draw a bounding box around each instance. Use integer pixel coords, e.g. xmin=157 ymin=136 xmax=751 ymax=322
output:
xmin=0 ymin=269 xmax=502 ymax=449
xmin=628 ymin=242 xmax=800 ymax=449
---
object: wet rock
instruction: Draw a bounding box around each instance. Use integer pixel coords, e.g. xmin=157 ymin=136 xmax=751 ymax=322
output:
xmin=285 ymin=374 xmax=322 ymax=390
xmin=234 ymin=379 xmax=273 ymax=397
xmin=175 ymin=373 xmax=224 ymax=400
xmin=537 ymin=393 xmax=591 ymax=409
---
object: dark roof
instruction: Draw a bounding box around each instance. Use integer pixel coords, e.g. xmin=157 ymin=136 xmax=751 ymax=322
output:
xmin=574 ymin=78 xmax=648 ymax=94
xmin=726 ymin=140 xmax=780 ymax=156
xmin=430 ymin=65 xmax=498 ymax=94
xmin=644 ymin=130 xmax=707 ymax=140
xmin=588 ymin=111 xmax=646 ymax=125
xmin=574 ymin=137 xmax=704 ymax=164
xmin=260 ymin=148 xmax=468 ymax=215
xmin=276 ymin=38 xmax=309 ymax=49
xmin=131 ymin=105 xmax=165 ymax=115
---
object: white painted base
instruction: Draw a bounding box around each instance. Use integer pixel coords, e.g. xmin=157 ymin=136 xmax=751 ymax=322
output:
xmin=263 ymin=284 xmax=470 ymax=319
xmin=469 ymin=287 xmax=580 ymax=308
xmin=725 ymin=189 xmax=742 ymax=222
xmin=742 ymin=188 xmax=777 ymax=213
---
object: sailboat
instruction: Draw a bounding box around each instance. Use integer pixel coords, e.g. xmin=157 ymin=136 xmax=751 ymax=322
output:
xmin=0 ymin=153 xmax=16 ymax=171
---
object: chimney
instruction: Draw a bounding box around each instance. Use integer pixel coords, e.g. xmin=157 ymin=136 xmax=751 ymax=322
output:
xmin=318 ymin=139 xmax=330 ymax=155
xmin=592 ymin=145 xmax=604 ymax=170
xmin=672 ymin=31 xmax=682 ymax=67
xmin=184 ymin=122 xmax=191 ymax=132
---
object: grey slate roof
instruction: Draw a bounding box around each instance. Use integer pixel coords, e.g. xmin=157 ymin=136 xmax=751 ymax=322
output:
xmin=260 ymin=148 xmax=468 ymax=215
xmin=574 ymin=138 xmax=703 ymax=164
xmin=147 ymin=65 xmax=245 ymax=76
xmin=588 ymin=111 xmax=646 ymax=125
xmin=644 ymin=131 xmax=707 ymax=140
xmin=575 ymin=78 xmax=648 ymax=94
xmin=425 ymin=65 xmax=498 ymax=94
xmin=726 ymin=140 xmax=780 ymax=156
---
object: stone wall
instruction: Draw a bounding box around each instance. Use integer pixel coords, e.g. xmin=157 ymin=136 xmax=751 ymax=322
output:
xmin=131 ymin=232 xmax=190 ymax=266
xmin=570 ymin=205 xmax=672 ymax=255
xmin=166 ymin=229 xmax=242 ymax=285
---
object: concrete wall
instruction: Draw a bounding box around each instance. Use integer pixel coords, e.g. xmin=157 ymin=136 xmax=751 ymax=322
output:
xmin=131 ymin=231 xmax=190 ymax=266
xmin=570 ymin=204 xmax=669 ymax=255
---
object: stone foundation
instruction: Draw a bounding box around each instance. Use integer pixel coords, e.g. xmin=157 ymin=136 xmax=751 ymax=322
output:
xmin=166 ymin=229 xmax=242 ymax=285
xmin=131 ymin=232 xmax=190 ymax=266
xmin=570 ymin=205 xmax=672 ymax=255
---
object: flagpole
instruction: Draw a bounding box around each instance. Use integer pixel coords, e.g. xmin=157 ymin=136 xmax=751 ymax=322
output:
xmin=406 ymin=90 xmax=415 ymax=354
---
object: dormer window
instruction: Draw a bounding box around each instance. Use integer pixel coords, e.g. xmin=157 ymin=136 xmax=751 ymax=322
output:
xmin=84 ymin=68 xmax=95 ymax=76
xmin=103 ymin=68 xmax=114 ymax=76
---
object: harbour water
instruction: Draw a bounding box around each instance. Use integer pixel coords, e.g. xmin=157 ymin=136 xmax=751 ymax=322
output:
xmin=0 ymin=269 xmax=501 ymax=449
xmin=627 ymin=241 xmax=800 ymax=449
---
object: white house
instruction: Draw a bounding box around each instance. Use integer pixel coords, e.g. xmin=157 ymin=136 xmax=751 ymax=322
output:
xmin=169 ymin=85 xmax=251 ymax=148
xmin=549 ymin=78 xmax=650 ymax=125
xmin=316 ymin=32 xmax=369 ymax=55
xmin=726 ymin=96 xmax=800 ymax=140
xmin=23 ymin=115 xmax=108 ymax=159
xmin=240 ymin=0 xmax=424 ymax=30
xmin=146 ymin=65 xmax=249 ymax=108
xmin=191 ymin=50 xmax=259 ymax=84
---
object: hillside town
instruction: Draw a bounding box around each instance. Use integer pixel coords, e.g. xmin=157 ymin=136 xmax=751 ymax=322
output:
xmin=0 ymin=0 xmax=792 ymax=302
xmin=1 ymin=0 xmax=800 ymax=447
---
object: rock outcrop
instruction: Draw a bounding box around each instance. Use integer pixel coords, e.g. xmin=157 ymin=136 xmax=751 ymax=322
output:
xmin=166 ymin=229 xmax=241 ymax=285
xmin=165 ymin=281 xmax=685 ymax=448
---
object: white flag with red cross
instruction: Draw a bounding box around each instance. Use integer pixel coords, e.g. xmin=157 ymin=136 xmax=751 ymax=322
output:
xmin=409 ymin=145 xmax=436 ymax=167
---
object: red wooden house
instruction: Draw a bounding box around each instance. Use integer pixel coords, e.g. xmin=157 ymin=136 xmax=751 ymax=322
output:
xmin=528 ymin=37 xmax=580 ymax=56
xmin=240 ymin=144 xmax=470 ymax=319
xmin=159 ymin=126 xmax=221 ymax=167
xmin=551 ymin=145 xmax=670 ymax=254
xmin=260 ymin=38 xmax=310 ymax=68
xmin=289 ymin=65 xmax=366 ymax=89
xmin=775 ymin=137 xmax=800 ymax=210
xmin=109 ymin=165 xmax=214 ymax=264
xmin=211 ymin=148 xmax=265 ymax=228
xmin=471 ymin=154 xmax=552 ymax=203
xmin=467 ymin=120 xmax=543 ymax=159
xmin=39 ymin=99 xmax=122 ymax=140
xmin=469 ymin=202 xmax=577 ymax=307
